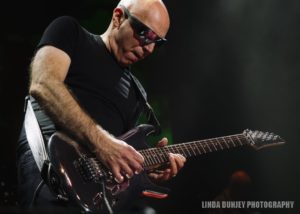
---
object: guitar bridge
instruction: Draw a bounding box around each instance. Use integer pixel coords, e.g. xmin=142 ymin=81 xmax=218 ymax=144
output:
xmin=73 ymin=156 xmax=104 ymax=183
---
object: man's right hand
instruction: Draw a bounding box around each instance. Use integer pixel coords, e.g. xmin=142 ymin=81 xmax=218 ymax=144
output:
xmin=93 ymin=133 xmax=144 ymax=183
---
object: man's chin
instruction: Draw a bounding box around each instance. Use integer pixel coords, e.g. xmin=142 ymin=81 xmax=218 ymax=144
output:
xmin=120 ymin=57 xmax=138 ymax=67
xmin=119 ymin=59 xmax=134 ymax=68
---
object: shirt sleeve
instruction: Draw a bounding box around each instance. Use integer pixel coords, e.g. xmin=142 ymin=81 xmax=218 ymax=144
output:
xmin=36 ymin=16 xmax=80 ymax=58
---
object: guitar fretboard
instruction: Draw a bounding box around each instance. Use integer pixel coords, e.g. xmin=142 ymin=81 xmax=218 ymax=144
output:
xmin=139 ymin=134 xmax=250 ymax=169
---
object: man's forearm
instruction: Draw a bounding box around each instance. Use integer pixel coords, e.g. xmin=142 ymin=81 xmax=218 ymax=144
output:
xmin=30 ymin=80 xmax=107 ymax=149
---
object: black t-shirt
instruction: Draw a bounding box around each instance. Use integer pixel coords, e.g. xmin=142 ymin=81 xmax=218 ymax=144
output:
xmin=18 ymin=16 xmax=145 ymax=153
xmin=38 ymin=15 xmax=142 ymax=135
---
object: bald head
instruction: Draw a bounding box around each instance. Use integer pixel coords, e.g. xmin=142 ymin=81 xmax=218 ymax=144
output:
xmin=117 ymin=0 xmax=170 ymax=38
xmin=100 ymin=0 xmax=170 ymax=66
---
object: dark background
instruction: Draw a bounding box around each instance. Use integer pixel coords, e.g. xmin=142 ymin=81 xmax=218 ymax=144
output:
xmin=0 ymin=0 xmax=299 ymax=213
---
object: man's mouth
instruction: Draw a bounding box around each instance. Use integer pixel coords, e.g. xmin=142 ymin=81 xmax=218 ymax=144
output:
xmin=132 ymin=51 xmax=143 ymax=60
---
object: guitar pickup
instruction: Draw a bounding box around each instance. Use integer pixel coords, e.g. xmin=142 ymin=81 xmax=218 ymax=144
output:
xmin=142 ymin=190 xmax=168 ymax=199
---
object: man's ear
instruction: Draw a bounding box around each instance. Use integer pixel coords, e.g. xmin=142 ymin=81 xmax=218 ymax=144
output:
xmin=112 ymin=7 xmax=124 ymax=29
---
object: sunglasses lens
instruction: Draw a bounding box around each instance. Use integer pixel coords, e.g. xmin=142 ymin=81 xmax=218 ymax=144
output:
xmin=127 ymin=10 xmax=166 ymax=47
xmin=144 ymin=30 xmax=158 ymax=40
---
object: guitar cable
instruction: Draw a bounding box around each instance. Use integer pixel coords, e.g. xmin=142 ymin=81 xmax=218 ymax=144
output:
xmin=29 ymin=180 xmax=45 ymax=207
xmin=100 ymin=179 xmax=114 ymax=214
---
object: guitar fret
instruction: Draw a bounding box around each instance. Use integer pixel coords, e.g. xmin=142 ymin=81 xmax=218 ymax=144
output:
xmin=169 ymin=146 xmax=177 ymax=154
xmin=193 ymin=142 xmax=202 ymax=155
xmin=156 ymin=150 xmax=164 ymax=163
xmin=184 ymin=144 xmax=190 ymax=156
xmin=159 ymin=147 xmax=168 ymax=162
xmin=200 ymin=143 xmax=207 ymax=153
xmin=151 ymin=151 xmax=159 ymax=164
xmin=146 ymin=149 xmax=156 ymax=165
xmin=151 ymin=149 xmax=160 ymax=164
xmin=217 ymin=139 xmax=224 ymax=150
xmin=222 ymin=137 xmax=230 ymax=149
xmin=183 ymin=143 xmax=192 ymax=157
xmin=235 ymin=135 xmax=243 ymax=146
xmin=145 ymin=154 xmax=151 ymax=167
xmin=162 ymin=148 xmax=169 ymax=161
xmin=177 ymin=145 xmax=187 ymax=156
xmin=204 ymin=141 xmax=212 ymax=152
xmin=197 ymin=141 xmax=205 ymax=154
xmin=142 ymin=151 xmax=149 ymax=167
xmin=228 ymin=137 xmax=236 ymax=147
xmin=172 ymin=146 xmax=178 ymax=156
xmin=155 ymin=148 xmax=163 ymax=163
xmin=187 ymin=143 xmax=196 ymax=156
xmin=143 ymin=150 xmax=151 ymax=166
xmin=142 ymin=153 xmax=149 ymax=167
xmin=188 ymin=143 xmax=197 ymax=156
xmin=171 ymin=145 xmax=177 ymax=154
xmin=141 ymin=151 xmax=151 ymax=168
xmin=210 ymin=139 xmax=218 ymax=151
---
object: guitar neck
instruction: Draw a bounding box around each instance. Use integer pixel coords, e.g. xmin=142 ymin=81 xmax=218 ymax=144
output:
xmin=139 ymin=133 xmax=250 ymax=169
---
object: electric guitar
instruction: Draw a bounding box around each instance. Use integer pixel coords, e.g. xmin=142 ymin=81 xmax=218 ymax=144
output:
xmin=46 ymin=124 xmax=285 ymax=213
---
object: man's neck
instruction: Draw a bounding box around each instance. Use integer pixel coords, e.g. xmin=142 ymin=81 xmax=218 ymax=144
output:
xmin=100 ymin=32 xmax=111 ymax=53
xmin=100 ymin=32 xmax=129 ymax=70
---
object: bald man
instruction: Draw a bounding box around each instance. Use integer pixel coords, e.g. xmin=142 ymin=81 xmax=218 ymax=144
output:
xmin=17 ymin=0 xmax=186 ymax=212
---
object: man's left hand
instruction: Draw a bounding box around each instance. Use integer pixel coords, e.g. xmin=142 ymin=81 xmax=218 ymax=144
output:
xmin=148 ymin=138 xmax=186 ymax=182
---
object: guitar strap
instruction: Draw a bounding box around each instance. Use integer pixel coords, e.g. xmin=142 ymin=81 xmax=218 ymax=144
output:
xmin=24 ymin=95 xmax=49 ymax=171
xmin=24 ymin=95 xmax=53 ymax=199
xmin=128 ymin=71 xmax=162 ymax=135
xmin=126 ymin=72 xmax=171 ymax=200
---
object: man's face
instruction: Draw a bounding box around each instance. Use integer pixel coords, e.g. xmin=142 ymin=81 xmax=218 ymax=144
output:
xmin=113 ymin=3 xmax=169 ymax=67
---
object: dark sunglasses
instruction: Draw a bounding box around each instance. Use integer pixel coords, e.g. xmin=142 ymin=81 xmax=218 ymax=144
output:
xmin=120 ymin=5 xmax=167 ymax=47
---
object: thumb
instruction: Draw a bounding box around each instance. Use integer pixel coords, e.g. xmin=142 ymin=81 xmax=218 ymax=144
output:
xmin=157 ymin=137 xmax=168 ymax=147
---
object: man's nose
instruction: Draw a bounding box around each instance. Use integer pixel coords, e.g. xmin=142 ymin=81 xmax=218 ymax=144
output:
xmin=143 ymin=43 xmax=155 ymax=55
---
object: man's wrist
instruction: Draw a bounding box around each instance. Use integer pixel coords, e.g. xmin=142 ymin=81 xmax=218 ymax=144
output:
xmin=87 ymin=124 xmax=113 ymax=152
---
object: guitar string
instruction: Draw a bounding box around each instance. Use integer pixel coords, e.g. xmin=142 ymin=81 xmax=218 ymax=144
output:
xmin=139 ymin=134 xmax=249 ymax=167
xmin=90 ymin=134 xmax=248 ymax=169
xmin=139 ymin=134 xmax=247 ymax=155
